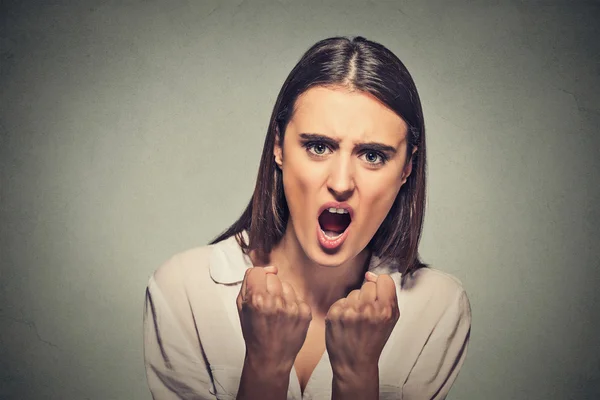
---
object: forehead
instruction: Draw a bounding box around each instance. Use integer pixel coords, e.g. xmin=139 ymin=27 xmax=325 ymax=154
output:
xmin=289 ymin=86 xmax=408 ymax=142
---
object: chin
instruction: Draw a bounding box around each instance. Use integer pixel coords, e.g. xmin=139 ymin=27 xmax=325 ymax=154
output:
xmin=309 ymin=250 xmax=348 ymax=268
xmin=311 ymin=233 xmax=361 ymax=267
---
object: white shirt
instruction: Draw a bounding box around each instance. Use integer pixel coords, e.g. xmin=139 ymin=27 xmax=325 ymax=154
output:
xmin=143 ymin=234 xmax=471 ymax=400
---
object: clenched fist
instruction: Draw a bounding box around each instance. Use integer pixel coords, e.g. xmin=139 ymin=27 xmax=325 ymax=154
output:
xmin=236 ymin=266 xmax=312 ymax=373
xmin=325 ymin=271 xmax=400 ymax=377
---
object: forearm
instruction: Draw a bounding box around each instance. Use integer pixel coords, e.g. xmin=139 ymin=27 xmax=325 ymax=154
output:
xmin=331 ymin=364 xmax=379 ymax=400
xmin=236 ymin=355 xmax=292 ymax=400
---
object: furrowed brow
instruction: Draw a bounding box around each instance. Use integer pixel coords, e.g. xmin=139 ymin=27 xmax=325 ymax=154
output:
xmin=299 ymin=133 xmax=397 ymax=155
xmin=355 ymin=142 xmax=397 ymax=155
xmin=299 ymin=133 xmax=340 ymax=147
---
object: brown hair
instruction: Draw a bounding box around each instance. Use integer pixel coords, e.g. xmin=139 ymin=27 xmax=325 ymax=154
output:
xmin=211 ymin=36 xmax=427 ymax=274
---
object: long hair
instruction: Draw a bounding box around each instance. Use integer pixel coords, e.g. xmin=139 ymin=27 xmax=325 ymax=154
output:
xmin=210 ymin=36 xmax=427 ymax=274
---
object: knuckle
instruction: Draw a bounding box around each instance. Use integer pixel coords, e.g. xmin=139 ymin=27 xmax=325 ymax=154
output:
xmin=327 ymin=306 xmax=342 ymax=320
xmin=298 ymin=303 xmax=312 ymax=320
xmin=286 ymin=301 xmax=299 ymax=315
xmin=361 ymin=303 xmax=375 ymax=315
xmin=250 ymin=293 xmax=266 ymax=309
xmin=262 ymin=294 xmax=275 ymax=309
xmin=393 ymin=306 xmax=401 ymax=320
xmin=273 ymin=295 xmax=285 ymax=311
xmin=380 ymin=304 xmax=397 ymax=321
xmin=380 ymin=305 xmax=391 ymax=319
xmin=342 ymin=307 xmax=358 ymax=322
xmin=250 ymin=292 xmax=261 ymax=303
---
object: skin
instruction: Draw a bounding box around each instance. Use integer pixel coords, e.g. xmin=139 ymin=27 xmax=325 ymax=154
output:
xmin=327 ymin=272 xmax=400 ymax=398
xmin=236 ymin=85 xmax=414 ymax=400
xmin=236 ymin=266 xmax=312 ymax=400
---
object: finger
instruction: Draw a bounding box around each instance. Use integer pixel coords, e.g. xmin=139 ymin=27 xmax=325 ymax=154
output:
xmin=266 ymin=273 xmax=283 ymax=296
xmin=375 ymin=274 xmax=398 ymax=304
xmin=297 ymin=301 xmax=312 ymax=321
xmin=346 ymin=289 xmax=361 ymax=308
xmin=325 ymin=305 xmax=342 ymax=323
xmin=365 ymin=271 xmax=378 ymax=282
xmin=359 ymin=281 xmax=377 ymax=304
xmin=281 ymin=281 xmax=297 ymax=304
xmin=282 ymin=282 xmax=304 ymax=315
xmin=236 ymin=291 xmax=243 ymax=311
xmin=326 ymin=298 xmax=347 ymax=322
xmin=265 ymin=274 xmax=285 ymax=310
xmin=340 ymin=306 xmax=359 ymax=326
xmin=240 ymin=268 xmax=252 ymax=300
xmin=242 ymin=266 xmax=277 ymax=298
xmin=263 ymin=265 xmax=278 ymax=274
xmin=244 ymin=267 xmax=268 ymax=298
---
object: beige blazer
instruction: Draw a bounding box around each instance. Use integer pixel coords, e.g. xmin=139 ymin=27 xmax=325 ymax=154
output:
xmin=143 ymin=234 xmax=471 ymax=399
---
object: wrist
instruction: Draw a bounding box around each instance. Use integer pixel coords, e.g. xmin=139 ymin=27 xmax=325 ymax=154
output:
xmin=238 ymin=353 xmax=292 ymax=400
xmin=244 ymin=352 xmax=293 ymax=379
xmin=331 ymin=364 xmax=379 ymax=400
xmin=331 ymin=362 xmax=379 ymax=382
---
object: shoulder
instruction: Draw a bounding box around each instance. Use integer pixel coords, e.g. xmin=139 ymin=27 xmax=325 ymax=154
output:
xmin=403 ymin=266 xmax=466 ymax=295
xmin=400 ymin=266 xmax=471 ymax=317
xmin=150 ymin=245 xmax=214 ymax=291
xmin=149 ymin=234 xmax=250 ymax=295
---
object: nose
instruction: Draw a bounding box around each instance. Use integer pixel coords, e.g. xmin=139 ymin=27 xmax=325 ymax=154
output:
xmin=327 ymin=154 xmax=355 ymax=200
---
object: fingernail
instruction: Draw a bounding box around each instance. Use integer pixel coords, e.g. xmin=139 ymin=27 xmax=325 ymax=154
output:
xmin=366 ymin=271 xmax=378 ymax=280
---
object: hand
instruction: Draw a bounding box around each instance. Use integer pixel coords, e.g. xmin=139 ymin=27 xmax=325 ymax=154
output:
xmin=236 ymin=266 xmax=312 ymax=374
xmin=325 ymin=272 xmax=400 ymax=377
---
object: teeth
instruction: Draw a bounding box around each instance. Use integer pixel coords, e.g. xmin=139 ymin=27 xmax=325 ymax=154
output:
xmin=322 ymin=229 xmax=343 ymax=239
xmin=327 ymin=207 xmax=349 ymax=214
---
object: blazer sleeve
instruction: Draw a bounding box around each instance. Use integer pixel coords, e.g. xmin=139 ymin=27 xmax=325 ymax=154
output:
xmin=143 ymin=256 xmax=217 ymax=400
xmin=401 ymin=289 xmax=472 ymax=400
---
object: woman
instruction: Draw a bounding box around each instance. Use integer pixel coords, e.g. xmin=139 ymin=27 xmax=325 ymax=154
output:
xmin=144 ymin=36 xmax=471 ymax=400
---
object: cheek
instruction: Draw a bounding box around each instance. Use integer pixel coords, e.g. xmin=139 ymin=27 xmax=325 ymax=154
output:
xmin=281 ymin=161 xmax=322 ymax=219
xmin=283 ymin=163 xmax=312 ymax=196
xmin=358 ymin=174 xmax=402 ymax=226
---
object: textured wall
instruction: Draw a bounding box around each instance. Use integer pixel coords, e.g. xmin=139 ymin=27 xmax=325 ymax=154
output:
xmin=1 ymin=1 xmax=599 ymax=399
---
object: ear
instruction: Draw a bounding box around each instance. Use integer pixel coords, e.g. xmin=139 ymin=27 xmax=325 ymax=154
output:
xmin=273 ymin=130 xmax=283 ymax=169
xmin=400 ymin=146 xmax=418 ymax=185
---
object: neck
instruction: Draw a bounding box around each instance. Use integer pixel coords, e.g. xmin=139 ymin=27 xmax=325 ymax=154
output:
xmin=265 ymin=224 xmax=371 ymax=318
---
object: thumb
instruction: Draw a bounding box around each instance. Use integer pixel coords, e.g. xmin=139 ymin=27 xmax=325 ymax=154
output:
xmin=263 ymin=265 xmax=278 ymax=274
xmin=365 ymin=271 xmax=378 ymax=282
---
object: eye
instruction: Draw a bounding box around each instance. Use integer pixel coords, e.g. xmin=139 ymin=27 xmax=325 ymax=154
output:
xmin=305 ymin=142 xmax=332 ymax=157
xmin=360 ymin=151 xmax=387 ymax=166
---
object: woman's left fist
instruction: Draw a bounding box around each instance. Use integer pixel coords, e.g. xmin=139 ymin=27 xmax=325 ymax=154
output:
xmin=325 ymin=272 xmax=400 ymax=376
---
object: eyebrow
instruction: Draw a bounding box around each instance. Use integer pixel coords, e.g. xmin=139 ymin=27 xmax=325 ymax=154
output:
xmin=298 ymin=133 xmax=398 ymax=155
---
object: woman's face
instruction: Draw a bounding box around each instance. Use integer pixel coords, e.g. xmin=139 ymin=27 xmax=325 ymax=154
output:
xmin=274 ymin=85 xmax=414 ymax=268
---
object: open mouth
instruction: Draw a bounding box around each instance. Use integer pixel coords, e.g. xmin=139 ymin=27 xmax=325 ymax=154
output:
xmin=318 ymin=207 xmax=352 ymax=239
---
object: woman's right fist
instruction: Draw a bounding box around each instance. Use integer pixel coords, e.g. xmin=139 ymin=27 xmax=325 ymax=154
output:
xmin=236 ymin=266 xmax=312 ymax=372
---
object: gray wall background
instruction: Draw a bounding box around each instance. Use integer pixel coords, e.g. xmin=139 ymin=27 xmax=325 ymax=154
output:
xmin=1 ymin=0 xmax=599 ymax=399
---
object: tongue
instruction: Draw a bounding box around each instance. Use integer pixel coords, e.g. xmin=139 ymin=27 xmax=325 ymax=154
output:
xmin=319 ymin=212 xmax=348 ymax=234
